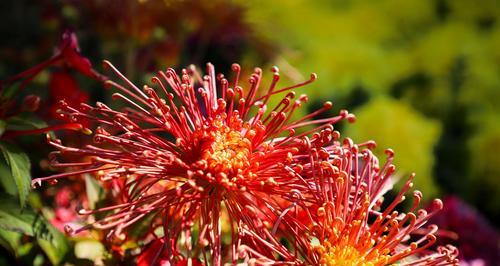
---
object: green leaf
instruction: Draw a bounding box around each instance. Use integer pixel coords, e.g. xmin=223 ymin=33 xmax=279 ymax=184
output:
xmin=0 ymin=194 xmax=70 ymax=264
xmin=85 ymin=174 xmax=103 ymax=209
xmin=0 ymin=142 xmax=31 ymax=208
xmin=0 ymin=227 xmax=22 ymax=256
xmin=74 ymin=240 xmax=104 ymax=261
xmin=37 ymin=207 xmax=70 ymax=265
xmin=17 ymin=242 xmax=34 ymax=259
xmin=37 ymin=228 xmax=69 ymax=266
xmin=6 ymin=113 xmax=48 ymax=131
xmin=0 ymin=161 xmax=17 ymax=196
xmin=0 ymin=82 xmax=21 ymax=100
xmin=5 ymin=113 xmax=56 ymax=140
xmin=0 ymin=195 xmax=51 ymax=238
xmin=0 ymin=194 xmax=37 ymax=235
xmin=33 ymin=254 xmax=45 ymax=266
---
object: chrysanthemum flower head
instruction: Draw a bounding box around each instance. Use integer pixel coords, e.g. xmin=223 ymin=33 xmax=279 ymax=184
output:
xmin=33 ymin=61 xmax=353 ymax=264
xmin=238 ymin=135 xmax=459 ymax=265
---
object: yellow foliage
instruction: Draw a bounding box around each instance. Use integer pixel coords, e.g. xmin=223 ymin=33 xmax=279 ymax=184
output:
xmin=344 ymin=97 xmax=442 ymax=198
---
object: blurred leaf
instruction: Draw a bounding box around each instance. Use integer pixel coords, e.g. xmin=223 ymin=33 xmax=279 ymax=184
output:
xmin=27 ymin=191 xmax=44 ymax=210
xmin=18 ymin=242 xmax=34 ymax=258
xmin=128 ymin=212 xmax=156 ymax=240
xmin=0 ymin=227 xmax=22 ymax=256
xmin=0 ymin=194 xmax=56 ymax=240
xmin=0 ymin=120 xmax=5 ymax=136
xmin=345 ymin=97 xmax=442 ymax=198
xmin=38 ymin=229 xmax=69 ymax=266
xmin=5 ymin=113 xmax=55 ymax=140
xmin=468 ymin=112 xmax=500 ymax=215
xmin=0 ymin=194 xmax=37 ymax=235
xmin=85 ymin=174 xmax=103 ymax=209
xmin=74 ymin=240 xmax=104 ymax=261
xmin=0 ymin=82 xmax=21 ymax=100
xmin=0 ymin=142 xmax=31 ymax=208
xmin=0 ymin=160 xmax=17 ymax=196
xmin=6 ymin=113 xmax=48 ymax=131
xmin=33 ymin=254 xmax=45 ymax=266
xmin=0 ymin=194 xmax=70 ymax=264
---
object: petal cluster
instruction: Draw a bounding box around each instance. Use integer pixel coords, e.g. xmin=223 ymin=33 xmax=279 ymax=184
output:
xmin=34 ymin=62 xmax=458 ymax=265
xmin=239 ymin=136 xmax=459 ymax=265
xmin=35 ymin=62 xmax=353 ymax=264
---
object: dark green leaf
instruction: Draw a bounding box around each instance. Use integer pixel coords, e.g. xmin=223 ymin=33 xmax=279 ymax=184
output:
xmin=0 ymin=195 xmax=51 ymax=239
xmin=5 ymin=113 xmax=56 ymax=139
xmin=6 ymin=113 xmax=48 ymax=131
xmin=0 ymin=119 xmax=6 ymax=136
xmin=0 ymin=82 xmax=21 ymax=100
xmin=0 ymin=194 xmax=37 ymax=235
xmin=0 ymin=194 xmax=70 ymax=264
xmin=0 ymin=142 xmax=31 ymax=207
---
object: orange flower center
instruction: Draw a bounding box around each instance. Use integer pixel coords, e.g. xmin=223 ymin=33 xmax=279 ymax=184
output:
xmin=202 ymin=124 xmax=251 ymax=174
xmin=316 ymin=238 xmax=390 ymax=266
xmin=192 ymin=117 xmax=254 ymax=189
xmin=314 ymin=202 xmax=391 ymax=266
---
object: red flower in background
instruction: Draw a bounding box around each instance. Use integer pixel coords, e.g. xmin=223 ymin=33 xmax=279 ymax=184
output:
xmin=49 ymin=183 xmax=88 ymax=234
xmin=430 ymin=196 xmax=499 ymax=265
xmin=1 ymin=30 xmax=106 ymax=91
xmin=48 ymin=71 xmax=90 ymax=125
xmin=0 ymin=30 xmax=105 ymax=139
xmin=54 ymin=30 xmax=97 ymax=79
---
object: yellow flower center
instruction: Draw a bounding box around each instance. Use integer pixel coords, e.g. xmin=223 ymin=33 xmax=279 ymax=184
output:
xmin=319 ymin=243 xmax=368 ymax=266
xmin=317 ymin=238 xmax=391 ymax=266
xmin=313 ymin=209 xmax=391 ymax=266
xmin=202 ymin=123 xmax=251 ymax=174
xmin=190 ymin=117 xmax=254 ymax=188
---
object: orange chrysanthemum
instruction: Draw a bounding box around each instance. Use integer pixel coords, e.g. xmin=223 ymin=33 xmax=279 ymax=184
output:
xmin=238 ymin=135 xmax=459 ymax=265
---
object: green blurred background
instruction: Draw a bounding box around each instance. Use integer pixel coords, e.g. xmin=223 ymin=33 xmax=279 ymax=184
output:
xmin=0 ymin=0 xmax=498 ymax=262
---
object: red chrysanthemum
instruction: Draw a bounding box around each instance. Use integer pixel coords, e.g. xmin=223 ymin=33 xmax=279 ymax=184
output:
xmin=238 ymin=136 xmax=459 ymax=265
xmin=1 ymin=30 xmax=106 ymax=90
xmin=0 ymin=30 xmax=105 ymax=139
xmin=33 ymin=61 xmax=353 ymax=264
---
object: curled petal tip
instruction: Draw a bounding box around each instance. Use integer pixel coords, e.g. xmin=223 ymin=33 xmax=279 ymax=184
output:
xmin=31 ymin=179 xmax=42 ymax=188
xmin=433 ymin=198 xmax=444 ymax=210
xmin=339 ymin=109 xmax=349 ymax=117
xmin=347 ymin=113 xmax=356 ymax=123
xmin=364 ymin=140 xmax=377 ymax=149
xmin=101 ymin=60 xmax=112 ymax=69
xmin=332 ymin=130 xmax=341 ymax=140
xmin=103 ymin=80 xmax=113 ymax=89
xmin=384 ymin=148 xmax=395 ymax=157
xmin=63 ymin=224 xmax=75 ymax=235
xmin=231 ymin=63 xmax=241 ymax=71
